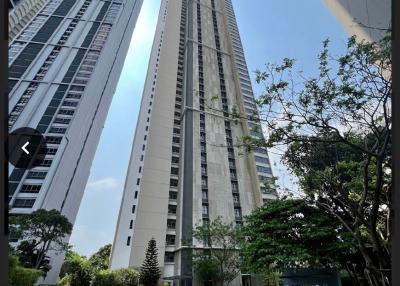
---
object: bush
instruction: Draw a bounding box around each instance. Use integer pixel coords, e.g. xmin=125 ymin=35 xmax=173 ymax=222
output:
xmin=91 ymin=268 xmax=140 ymax=286
xmin=91 ymin=269 xmax=116 ymax=286
xmin=113 ymin=268 xmax=140 ymax=286
xmin=9 ymin=255 xmax=42 ymax=286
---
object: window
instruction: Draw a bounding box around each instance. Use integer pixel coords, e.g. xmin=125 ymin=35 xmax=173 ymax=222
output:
xmin=165 ymin=252 xmax=174 ymax=263
xmin=167 ymin=219 xmax=176 ymax=229
xmin=36 ymin=159 xmax=53 ymax=167
xmin=254 ymin=147 xmax=268 ymax=155
xmin=127 ymin=236 xmax=131 ymax=246
xmin=129 ymin=220 xmax=133 ymax=229
xmin=27 ymin=171 xmax=47 ymax=179
xmin=132 ymin=205 xmax=136 ymax=214
xmin=202 ymin=205 xmax=208 ymax=215
xmin=202 ymin=190 xmax=208 ymax=200
xmin=138 ymin=166 xmax=142 ymax=173
xmin=39 ymin=147 xmax=58 ymax=155
xmin=171 ymin=167 xmax=179 ymax=175
xmin=20 ymin=184 xmax=42 ymax=193
xmin=166 ymin=235 xmax=176 ymax=245
xmin=256 ymin=165 xmax=271 ymax=173
xmin=62 ymin=100 xmax=78 ymax=107
xmin=13 ymin=198 xmax=35 ymax=208
xmin=234 ymin=208 xmax=241 ymax=217
xmin=232 ymin=182 xmax=238 ymax=191
xmin=49 ymin=127 xmax=67 ymax=134
xmin=134 ymin=191 xmax=138 ymax=199
xmin=168 ymin=205 xmax=177 ymax=214
xmin=172 ymin=156 xmax=179 ymax=164
xmin=136 ymin=178 xmax=140 ymax=185
xmin=54 ymin=117 xmax=71 ymax=124
xmin=58 ymin=109 xmax=75 ymax=116
xmin=140 ymin=155 xmax=144 ymax=161
xmin=169 ymin=191 xmax=177 ymax=200
xmin=170 ymin=179 xmax=178 ymax=187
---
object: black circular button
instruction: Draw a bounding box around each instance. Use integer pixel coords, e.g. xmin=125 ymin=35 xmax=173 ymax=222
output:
xmin=8 ymin=127 xmax=47 ymax=169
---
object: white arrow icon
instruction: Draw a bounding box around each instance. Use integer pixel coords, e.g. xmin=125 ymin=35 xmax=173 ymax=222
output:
xmin=22 ymin=141 xmax=30 ymax=154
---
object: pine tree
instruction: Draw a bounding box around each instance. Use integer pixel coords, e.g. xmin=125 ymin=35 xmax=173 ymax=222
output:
xmin=140 ymin=238 xmax=161 ymax=286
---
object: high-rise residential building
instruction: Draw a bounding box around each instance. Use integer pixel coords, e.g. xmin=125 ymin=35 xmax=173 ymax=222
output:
xmin=110 ymin=0 xmax=276 ymax=285
xmin=8 ymin=0 xmax=143 ymax=283
xmin=324 ymin=0 xmax=391 ymax=42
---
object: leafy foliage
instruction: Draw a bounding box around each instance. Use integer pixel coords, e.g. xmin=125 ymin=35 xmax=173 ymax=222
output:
xmin=192 ymin=217 xmax=241 ymax=286
xmin=9 ymin=254 xmax=42 ymax=286
xmin=91 ymin=268 xmax=139 ymax=286
xmin=10 ymin=209 xmax=72 ymax=274
xmin=140 ymin=238 xmax=161 ymax=286
xmin=58 ymin=250 xmax=91 ymax=286
xmin=58 ymin=244 xmax=138 ymax=286
xmin=241 ymin=199 xmax=358 ymax=272
xmin=249 ymin=34 xmax=391 ymax=285
xmin=88 ymin=244 xmax=112 ymax=274
xmin=14 ymin=240 xmax=51 ymax=275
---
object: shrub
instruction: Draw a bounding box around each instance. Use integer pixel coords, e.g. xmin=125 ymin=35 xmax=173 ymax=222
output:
xmin=9 ymin=255 xmax=42 ymax=286
xmin=91 ymin=268 xmax=140 ymax=286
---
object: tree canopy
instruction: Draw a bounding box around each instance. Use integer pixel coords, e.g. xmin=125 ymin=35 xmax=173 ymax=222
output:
xmin=10 ymin=209 xmax=73 ymax=273
xmin=246 ymin=34 xmax=391 ymax=285
xmin=241 ymin=199 xmax=359 ymax=273
xmin=192 ymin=217 xmax=242 ymax=286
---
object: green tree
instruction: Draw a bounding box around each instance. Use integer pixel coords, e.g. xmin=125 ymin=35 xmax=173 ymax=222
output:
xmin=88 ymin=244 xmax=112 ymax=274
xmin=192 ymin=217 xmax=241 ymax=286
xmin=13 ymin=240 xmax=51 ymax=275
xmin=57 ymin=250 xmax=91 ymax=286
xmin=58 ymin=244 xmax=114 ymax=286
xmin=244 ymin=34 xmax=391 ymax=285
xmin=9 ymin=254 xmax=42 ymax=286
xmin=10 ymin=209 xmax=73 ymax=271
xmin=241 ymin=199 xmax=362 ymax=282
xmin=140 ymin=238 xmax=161 ymax=286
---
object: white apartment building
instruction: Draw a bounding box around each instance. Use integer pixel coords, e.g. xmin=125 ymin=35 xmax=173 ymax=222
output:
xmin=8 ymin=0 xmax=143 ymax=283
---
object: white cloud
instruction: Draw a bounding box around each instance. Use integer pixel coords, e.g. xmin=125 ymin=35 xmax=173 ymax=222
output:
xmin=86 ymin=177 xmax=119 ymax=191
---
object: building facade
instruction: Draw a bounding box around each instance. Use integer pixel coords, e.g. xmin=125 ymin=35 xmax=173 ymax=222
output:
xmin=110 ymin=0 xmax=276 ymax=285
xmin=324 ymin=0 xmax=391 ymax=43
xmin=8 ymin=0 xmax=143 ymax=283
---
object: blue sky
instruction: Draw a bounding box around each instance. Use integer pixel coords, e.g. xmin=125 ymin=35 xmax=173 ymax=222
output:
xmin=69 ymin=0 xmax=349 ymax=256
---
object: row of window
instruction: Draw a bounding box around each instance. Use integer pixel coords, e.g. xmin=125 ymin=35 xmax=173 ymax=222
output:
xmin=8 ymin=0 xmax=92 ymax=129
xmin=223 ymin=1 xmax=275 ymax=200
xmin=12 ymin=6 xmax=114 ymax=207
xmin=127 ymin=11 xmax=166 ymax=248
xmin=211 ymin=0 xmax=242 ymax=225
xmin=161 ymin=1 xmax=187 ymax=262
xmin=197 ymin=3 xmax=210 ymax=224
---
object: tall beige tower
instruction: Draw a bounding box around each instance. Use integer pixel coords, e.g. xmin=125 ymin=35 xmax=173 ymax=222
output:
xmin=324 ymin=0 xmax=391 ymax=42
xmin=110 ymin=1 xmax=276 ymax=285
